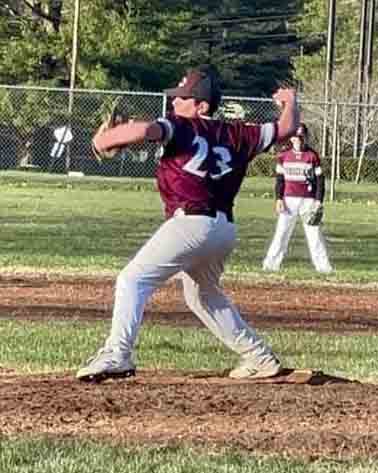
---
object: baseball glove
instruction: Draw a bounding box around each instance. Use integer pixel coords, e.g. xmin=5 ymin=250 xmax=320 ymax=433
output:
xmin=303 ymin=202 xmax=324 ymax=226
xmin=92 ymin=105 xmax=129 ymax=162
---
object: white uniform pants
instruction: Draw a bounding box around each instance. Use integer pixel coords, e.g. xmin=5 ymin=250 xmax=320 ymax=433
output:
xmin=263 ymin=197 xmax=332 ymax=273
xmin=106 ymin=210 xmax=272 ymax=359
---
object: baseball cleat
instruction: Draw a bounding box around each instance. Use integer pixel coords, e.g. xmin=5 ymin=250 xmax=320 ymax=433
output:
xmin=229 ymin=353 xmax=282 ymax=379
xmin=77 ymin=347 xmax=136 ymax=383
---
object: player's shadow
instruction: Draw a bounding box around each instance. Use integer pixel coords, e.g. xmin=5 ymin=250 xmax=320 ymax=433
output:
xmin=186 ymin=368 xmax=358 ymax=385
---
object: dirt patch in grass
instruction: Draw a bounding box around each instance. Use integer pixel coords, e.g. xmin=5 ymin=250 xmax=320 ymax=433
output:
xmin=0 ymin=274 xmax=377 ymax=334
xmin=1 ymin=273 xmax=378 ymax=459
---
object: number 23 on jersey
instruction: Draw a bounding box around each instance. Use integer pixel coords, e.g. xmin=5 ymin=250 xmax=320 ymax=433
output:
xmin=183 ymin=135 xmax=233 ymax=180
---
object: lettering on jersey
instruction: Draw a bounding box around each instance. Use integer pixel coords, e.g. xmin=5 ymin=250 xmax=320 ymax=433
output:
xmin=183 ymin=135 xmax=233 ymax=180
xmin=210 ymin=146 xmax=232 ymax=179
xmin=282 ymin=162 xmax=313 ymax=182
xmin=183 ymin=135 xmax=208 ymax=178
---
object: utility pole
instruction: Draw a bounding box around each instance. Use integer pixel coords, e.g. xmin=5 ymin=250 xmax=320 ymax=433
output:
xmin=321 ymin=0 xmax=337 ymax=159
xmin=364 ymin=0 xmax=376 ymax=103
xmin=353 ymin=0 xmax=369 ymax=159
xmin=355 ymin=0 xmax=375 ymax=183
xmin=66 ymin=0 xmax=80 ymax=172
xmin=69 ymin=0 xmax=80 ymax=114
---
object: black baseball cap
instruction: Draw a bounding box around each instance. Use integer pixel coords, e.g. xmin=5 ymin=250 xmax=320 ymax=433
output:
xmin=295 ymin=123 xmax=308 ymax=137
xmin=164 ymin=65 xmax=222 ymax=112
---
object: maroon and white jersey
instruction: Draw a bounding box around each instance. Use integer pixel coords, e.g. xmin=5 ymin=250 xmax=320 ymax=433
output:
xmin=156 ymin=114 xmax=277 ymax=218
xmin=277 ymin=148 xmax=322 ymax=198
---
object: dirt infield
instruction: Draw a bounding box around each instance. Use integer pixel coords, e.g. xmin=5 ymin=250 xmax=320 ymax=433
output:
xmin=1 ymin=274 xmax=377 ymax=333
xmin=1 ymin=274 xmax=378 ymax=459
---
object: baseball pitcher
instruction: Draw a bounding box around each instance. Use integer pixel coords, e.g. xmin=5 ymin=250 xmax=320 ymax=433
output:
xmin=77 ymin=65 xmax=301 ymax=383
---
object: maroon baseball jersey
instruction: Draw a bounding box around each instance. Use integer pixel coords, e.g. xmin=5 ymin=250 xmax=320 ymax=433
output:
xmin=156 ymin=115 xmax=277 ymax=218
xmin=276 ymin=147 xmax=322 ymax=198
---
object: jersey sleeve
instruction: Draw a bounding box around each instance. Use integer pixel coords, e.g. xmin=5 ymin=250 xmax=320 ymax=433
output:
xmin=275 ymin=174 xmax=285 ymax=199
xmin=312 ymin=150 xmax=323 ymax=176
xmin=240 ymin=122 xmax=277 ymax=160
xmin=155 ymin=118 xmax=175 ymax=146
xmin=276 ymin=152 xmax=285 ymax=175
xmin=310 ymin=150 xmax=324 ymax=201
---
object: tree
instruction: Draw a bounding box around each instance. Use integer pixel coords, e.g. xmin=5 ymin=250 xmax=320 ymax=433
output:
xmin=293 ymin=0 xmax=365 ymax=84
xmin=175 ymin=0 xmax=301 ymax=96
xmin=0 ymin=0 xmax=188 ymax=89
xmin=299 ymin=66 xmax=378 ymax=182
xmin=0 ymin=0 xmax=67 ymax=85
xmin=0 ymin=0 xmax=300 ymax=96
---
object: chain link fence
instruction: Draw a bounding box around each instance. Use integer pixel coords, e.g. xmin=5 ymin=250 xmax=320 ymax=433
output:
xmin=0 ymin=86 xmax=165 ymax=178
xmin=299 ymin=100 xmax=378 ymax=190
xmin=1 ymin=84 xmax=378 ymax=191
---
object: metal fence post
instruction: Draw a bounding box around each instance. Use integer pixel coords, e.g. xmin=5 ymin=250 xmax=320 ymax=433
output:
xmin=162 ymin=93 xmax=167 ymax=117
xmin=66 ymin=0 xmax=81 ymax=173
xmin=330 ymin=102 xmax=339 ymax=202
xmin=321 ymin=0 xmax=337 ymax=159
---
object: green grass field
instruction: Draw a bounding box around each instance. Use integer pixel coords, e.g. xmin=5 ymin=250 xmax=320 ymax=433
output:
xmin=3 ymin=318 xmax=378 ymax=472
xmin=0 ymin=171 xmax=377 ymax=284
xmin=1 ymin=171 xmax=378 ymax=472
xmin=2 ymin=320 xmax=378 ymax=381
xmin=2 ymin=438 xmax=378 ymax=473
xmin=3 ymin=438 xmax=378 ymax=473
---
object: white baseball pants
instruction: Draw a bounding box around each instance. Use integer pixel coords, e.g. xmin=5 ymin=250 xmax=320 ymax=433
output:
xmin=106 ymin=210 xmax=273 ymax=359
xmin=263 ymin=197 xmax=333 ymax=273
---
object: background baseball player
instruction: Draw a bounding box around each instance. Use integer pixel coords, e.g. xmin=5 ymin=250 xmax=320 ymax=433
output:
xmin=77 ymin=64 xmax=300 ymax=383
xmin=263 ymin=123 xmax=333 ymax=273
